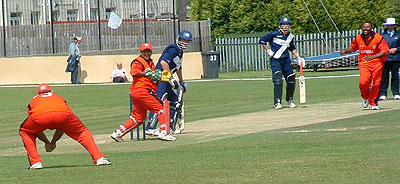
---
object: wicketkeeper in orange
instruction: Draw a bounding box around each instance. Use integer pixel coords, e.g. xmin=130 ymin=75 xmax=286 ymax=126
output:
xmin=110 ymin=43 xmax=174 ymax=141
xmin=341 ymin=21 xmax=389 ymax=110
xmin=19 ymin=83 xmax=111 ymax=170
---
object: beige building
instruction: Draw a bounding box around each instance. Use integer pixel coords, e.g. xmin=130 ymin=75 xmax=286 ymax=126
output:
xmin=0 ymin=0 xmax=174 ymax=26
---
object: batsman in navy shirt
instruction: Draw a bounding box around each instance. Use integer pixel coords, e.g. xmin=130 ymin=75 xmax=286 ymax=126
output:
xmin=259 ymin=17 xmax=305 ymax=109
xmin=145 ymin=30 xmax=192 ymax=140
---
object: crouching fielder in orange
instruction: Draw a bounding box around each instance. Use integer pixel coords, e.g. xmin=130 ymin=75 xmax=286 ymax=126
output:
xmin=110 ymin=43 xmax=174 ymax=141
xmin=341 ymin=21 xmax=389 ymax=110
xmin=19 ymin=83 xmax=111 ymax=170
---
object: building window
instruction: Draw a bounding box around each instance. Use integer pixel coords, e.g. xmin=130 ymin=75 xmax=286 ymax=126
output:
xmin=105 ymin=8 xmax=116 ymax=19
xmin=10 ymin=12 xmax=22 ymax=25
xmin=31 ymin=11 xmax=40 ymax=25
xmin=52 ymin=11 xmax=60 ymax=22
xmin=67 ymin=10 xmax=77 ymax=21
xmin=90 ymin=8 xmax=98 ymax=20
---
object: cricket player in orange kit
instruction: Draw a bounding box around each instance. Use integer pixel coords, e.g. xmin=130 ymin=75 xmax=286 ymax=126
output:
xmin=110 ymin=43 xmax=175 ymax=141
xmin=19 ymin=83 xmax=111 ymax=170
xmin=341 ymin=21 xmax=389 ymax=110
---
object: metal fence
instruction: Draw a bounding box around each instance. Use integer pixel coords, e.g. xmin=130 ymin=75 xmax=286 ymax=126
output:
xmin=0 ymin=0 xmax=212 ymax=57
xmin=215 ymin=28 xmax=384 ymax=72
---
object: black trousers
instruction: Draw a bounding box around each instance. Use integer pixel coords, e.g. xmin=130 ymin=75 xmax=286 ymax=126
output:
xmin=113 ymin=76 xmax=126 ymax=83
xmin=380 ymin=61 xmax=400 ymax=96
xmin=71 ymin=61 xmax=81 ymax=84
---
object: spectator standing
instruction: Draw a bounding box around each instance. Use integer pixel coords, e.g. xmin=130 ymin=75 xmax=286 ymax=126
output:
xmin=67 ymin=37 xmax=82 ymax=84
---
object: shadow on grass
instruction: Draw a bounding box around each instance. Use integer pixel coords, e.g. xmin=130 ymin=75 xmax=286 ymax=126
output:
xmin=44 ymin=164 xmax=93 ymax=169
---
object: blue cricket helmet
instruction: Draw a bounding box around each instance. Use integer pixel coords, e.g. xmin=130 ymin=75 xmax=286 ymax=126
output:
xmin=178 ymin=30 xmax=192 ymax=41
xmin=279 ymin=17 xmax=292 ymax=25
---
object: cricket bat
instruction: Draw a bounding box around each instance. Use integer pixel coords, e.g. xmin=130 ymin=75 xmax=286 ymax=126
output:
xmin=299 ymin=63 xmax=306 ymax=104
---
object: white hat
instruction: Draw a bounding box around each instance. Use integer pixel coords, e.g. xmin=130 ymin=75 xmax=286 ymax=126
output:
xmin=383 ymin=18 xmax=397 ymax=26
xmin=74 ymin=37 xmax=82 ymax=41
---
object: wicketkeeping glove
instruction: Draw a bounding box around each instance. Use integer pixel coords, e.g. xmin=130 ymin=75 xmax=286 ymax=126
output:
xmin=144 ymin=68 xmax=162 ymax=83
xmin=169 ymin=77 xmax=180 ymax=89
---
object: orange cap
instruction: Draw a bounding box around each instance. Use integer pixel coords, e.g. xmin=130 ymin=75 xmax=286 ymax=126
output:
xmin=37 ymin=83 xmax=52 ymax=94
xmin=140 ymin=43 xmax=152 ymax=51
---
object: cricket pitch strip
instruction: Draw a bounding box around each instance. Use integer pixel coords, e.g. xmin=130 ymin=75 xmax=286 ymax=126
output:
xmin=2 ymin=100 xmax=400 ymax=156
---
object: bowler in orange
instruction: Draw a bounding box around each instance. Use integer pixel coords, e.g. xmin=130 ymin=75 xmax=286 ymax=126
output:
xmin=341 ymin=21 xmax=389 ymax=110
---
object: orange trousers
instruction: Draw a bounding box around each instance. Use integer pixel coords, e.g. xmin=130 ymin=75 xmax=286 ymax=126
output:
xmin=119 ymin=88 xmax=168 ymax=137
xmin=19 ymin=111 xmax=104 ymax=165
xmin=359 ymin=63 xmax=383 ymax=106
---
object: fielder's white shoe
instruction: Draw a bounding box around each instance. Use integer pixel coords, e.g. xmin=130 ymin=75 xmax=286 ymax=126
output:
xmin=286 ymin=100 xmax=297 ymax=108
xmin=145 ymin=129 xmax=160 ymax=136
xmin=362 ymin=99 xmax=369 ymax=108
xmin=371 ymin=106 xmax=379 ymax=110
xmin=96 ymin=157 xmax=112 ymax=166
xmin=110 ymin=129 xmax=123 ymax=142
xmin=274 ymin=103 xmax=282 ymax=109
xmin=394 ymin=95 xmax=400 ymax=100
xmin=29 ymin=162 xmax=43 ymax=170
xmin=158 ymin=131 xmax=176 ymax=141
xmin=379 ymin=95 xmax=386 ymax=101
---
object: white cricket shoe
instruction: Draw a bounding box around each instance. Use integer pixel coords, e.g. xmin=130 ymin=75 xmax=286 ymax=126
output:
xmin=379 ymin=95 xmax=386 ymax=101
xmin=145 ymin=129 xmax=160 ymax=136
xmin=362 ymin=99 xmax=369 ymax=108
xmin=371 ymin=106 xmax=379 ymax=110
xmin=96 ymin=157 xmax=112 ymax=166
xmin=29 ymin=162 xmax=43 ymax=170
xmin=110 ymin=129 xmax=123 ymax=142
xmin=274 ymin=103 xmax=282 ymax=109
xmin=394 ymin=95 xmax=400 ymax=100
xmin=286 ymin=100 xmax=297 ymax=108
xmin=172 ymin=129 xmax=181 ymax=134
xmin=158 ymin=131 xmax=176 ymax=141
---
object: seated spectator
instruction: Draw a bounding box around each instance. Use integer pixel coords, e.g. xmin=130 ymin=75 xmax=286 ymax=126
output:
xmin=111 ymin=62 xmax=129 ymax=83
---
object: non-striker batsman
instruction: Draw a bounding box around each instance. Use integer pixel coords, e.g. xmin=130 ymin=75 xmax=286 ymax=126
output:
xmin=259 ymin=17 xmax=305 ymax=109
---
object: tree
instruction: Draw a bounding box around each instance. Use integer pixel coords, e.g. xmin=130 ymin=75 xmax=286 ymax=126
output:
xmin=190 ymin=0 xmax=400 ymax=38
xmin=178 ymin=0 xmax=188 ymax=21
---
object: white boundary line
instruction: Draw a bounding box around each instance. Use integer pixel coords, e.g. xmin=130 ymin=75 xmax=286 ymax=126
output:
xmin=0 ymin=74 xmax=360 ymax=88
xmin=190 ymin=74 xmax=360 ymax=82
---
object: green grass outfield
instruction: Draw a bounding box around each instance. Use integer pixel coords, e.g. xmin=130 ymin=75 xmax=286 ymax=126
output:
xmin=1 ymin=69 xmax=400 ymax=183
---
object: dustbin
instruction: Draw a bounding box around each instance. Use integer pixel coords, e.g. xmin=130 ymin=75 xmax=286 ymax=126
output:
xmin=201 ymin=50 xmax=220 ymax=78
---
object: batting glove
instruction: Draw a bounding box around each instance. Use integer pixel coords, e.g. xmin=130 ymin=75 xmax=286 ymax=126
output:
xmin=169 ymin=77 xmax=180 ymax=89
xmin=160 ymin=70 xmax=172 ymax=82
xmin=267 ymin=49 xmax=274 ymax=57
xmin=295 ymin=54 xmax=305 ymax=66
xmin=297 ymin=57 xmax=306 ymax=66
xmin=180 ymin=81 xmax=188 ymax=93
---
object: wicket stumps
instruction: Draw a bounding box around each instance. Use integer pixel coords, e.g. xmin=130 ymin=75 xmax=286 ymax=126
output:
xmin=129 ymin=94 xmax=146 ymax=140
